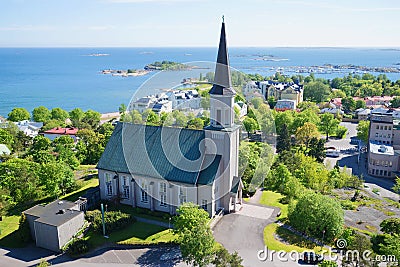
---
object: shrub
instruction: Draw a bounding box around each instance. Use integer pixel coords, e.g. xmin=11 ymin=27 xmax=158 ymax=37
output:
xmin=340 ymin=200 xmax=358 ymax=210
xmin=318 ymin=260 xmax=338 ymax=267
xmin=66 ymin=239 xmax=89 ymax=256
xmin=335 ymin=126 xmax=347 ymax=139
xmin=85 ymin=209 xmax=135 ymax=234
xmin=36 ymin=259 xmax=50 ymax=267
xmin=18 ymin=213 xmax=32 ymax=243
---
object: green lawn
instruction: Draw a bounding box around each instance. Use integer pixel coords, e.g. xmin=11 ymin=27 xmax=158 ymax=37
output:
xmin=61 ymin=178 xmax=99 ymax=202
xmin=0 ymin=215 xmax=21 ymax=247
xmin=263 ymin=223 xmax=324 ymax=253
xmin=259 ymin=190 xmax=289 ymax=219
xmin=85 ymin=221 xmax=177 ymax=248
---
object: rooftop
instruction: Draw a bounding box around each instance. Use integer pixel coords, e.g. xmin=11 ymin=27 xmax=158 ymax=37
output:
xmin=43 ymin=127 xmax=78 ymax=135
xmin=97 ymin=122 xmax=222 ymax=185
xmin=24 ymin=200 xmax=82 ymax=227
xmin=369 ymin=141 xmax=395 ymax=156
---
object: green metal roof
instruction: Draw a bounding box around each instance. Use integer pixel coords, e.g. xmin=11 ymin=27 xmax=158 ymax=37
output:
xmin=97 ymin=123 xmax=220 ymax=185
xmin=197 ymin=155 xmax=221 ymax=185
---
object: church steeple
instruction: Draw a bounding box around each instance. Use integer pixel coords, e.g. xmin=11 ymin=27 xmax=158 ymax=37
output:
xmin=209 ymin=18 xmax=236 ymax=95
xmin=209 ymin=18 xmax=236 ymax=129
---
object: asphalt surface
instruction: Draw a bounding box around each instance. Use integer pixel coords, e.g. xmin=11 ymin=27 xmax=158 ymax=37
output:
xmin=213 ymin=203 xmax=309 ymax=267
xmin=0 ymin=245 xmax=189 ymax=267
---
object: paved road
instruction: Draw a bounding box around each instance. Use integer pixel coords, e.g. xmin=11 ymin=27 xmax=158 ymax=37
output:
xmin=325 ymin=122 xmax=397 ymax=198
xmin=0 ymin=245 xmax=189 ymax=267
xmin=213 ymin=203 xmax=309 ymax=267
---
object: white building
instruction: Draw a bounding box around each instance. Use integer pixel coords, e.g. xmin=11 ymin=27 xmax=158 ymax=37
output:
xmin=166 ymin=89 xmax=201 ymax=110
xmin=129 ymin=95 xmax=158 ymax=114
xmin=97 ymin=21 xmax=243 ymax=216
xmin=14 ymin=120 xmax=43 ymax=137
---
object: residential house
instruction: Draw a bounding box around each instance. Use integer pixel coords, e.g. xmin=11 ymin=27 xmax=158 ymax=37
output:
xmin=42 ymin=127 xmax=79 ymax=142
xmin=14 ymin=120 xmax=43 ymax=137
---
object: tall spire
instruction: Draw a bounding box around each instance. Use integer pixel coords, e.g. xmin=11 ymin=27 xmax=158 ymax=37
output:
xmin=209 ymin=18 xmax=235 ymax=95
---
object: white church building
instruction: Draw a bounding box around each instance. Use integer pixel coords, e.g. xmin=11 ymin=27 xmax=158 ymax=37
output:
xmin=97 ymin=21 xmax=243 ymax=216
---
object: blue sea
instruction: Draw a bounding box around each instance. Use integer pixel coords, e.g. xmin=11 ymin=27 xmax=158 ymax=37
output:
xmin=1 ymin=47 xmax=400 ymax=116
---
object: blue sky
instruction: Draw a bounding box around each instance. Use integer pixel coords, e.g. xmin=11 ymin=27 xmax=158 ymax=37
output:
xmin=2 ymin=0 xmax=400 ymax=47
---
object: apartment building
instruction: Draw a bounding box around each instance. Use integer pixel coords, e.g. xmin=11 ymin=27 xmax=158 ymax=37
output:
xmin=367 ymin=108 xmax=400 ymax=178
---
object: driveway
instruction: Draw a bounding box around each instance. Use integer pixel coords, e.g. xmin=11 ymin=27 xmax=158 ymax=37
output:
xmin=213 ymin=203 xmax=306 ymax=267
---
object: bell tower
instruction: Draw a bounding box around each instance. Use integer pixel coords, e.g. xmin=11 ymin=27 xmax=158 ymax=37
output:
xmin=209 ymin=18 xmax=236 ymax=129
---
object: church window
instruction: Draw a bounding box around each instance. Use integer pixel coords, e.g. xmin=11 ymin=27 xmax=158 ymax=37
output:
xmin=105 ymin=173 xmax=112 ymax=196
xmin=122 ymin=176 xmax=129 ymax=199
xmin=178 ymin=186 xmax=187 ymax=205
xmin=159 ymin=182 xmax=167 ymax=207
xmin=201 ymin=199 xmax=208 ymax=211
xmin=216 ymin=110 xmax=222 ymax=125
xmin=141 ymin=180 xmax=148 ymax=203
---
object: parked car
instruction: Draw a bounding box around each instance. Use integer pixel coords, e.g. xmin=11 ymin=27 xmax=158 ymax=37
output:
xmin=303 ymin=252 xmax=323 ymax=264
xmin=326 ymin=149 xmax=340 ymax=157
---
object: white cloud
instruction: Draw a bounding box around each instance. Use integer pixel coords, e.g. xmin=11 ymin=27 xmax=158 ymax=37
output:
xmin=0 ymin=25 xmax=55 ymax=31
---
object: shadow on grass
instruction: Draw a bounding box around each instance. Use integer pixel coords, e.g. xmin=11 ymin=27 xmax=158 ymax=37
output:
xmin=0 ymin=229 xmax=28 ymax=248
xmin=86 ymin=221 xmax=173 ymax=248
xmin=276 ymin=226 xmax=319 ymax=250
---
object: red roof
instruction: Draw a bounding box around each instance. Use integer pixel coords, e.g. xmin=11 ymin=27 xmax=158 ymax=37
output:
xmin=43 ymin=127 xmax=78 ymax=135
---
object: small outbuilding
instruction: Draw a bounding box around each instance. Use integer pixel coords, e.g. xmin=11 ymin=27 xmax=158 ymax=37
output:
xmin=23 ymin=200 xmax=84 ymax=252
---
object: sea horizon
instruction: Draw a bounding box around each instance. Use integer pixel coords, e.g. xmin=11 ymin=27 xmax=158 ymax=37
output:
xmin=1 ymin=47 xmax=400 ymax=117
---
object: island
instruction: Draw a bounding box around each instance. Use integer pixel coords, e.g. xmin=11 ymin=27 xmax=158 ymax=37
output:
xmin=101 ymin=61 xmax=192 ymax=77
xmin=144 ymin=60 xmax=191 ymax=70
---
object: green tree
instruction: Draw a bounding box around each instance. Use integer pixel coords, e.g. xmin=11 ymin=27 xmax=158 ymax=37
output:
xmin=291 ymin=109 xmax=320 ymax=133
xmin=393 ymin=176 xmax=400 ymax=195
xmin=212 ymin=246 xmax=244 ymax=267
xmin=173 ymin=111 xmax=188 ymax=127
xmin=266 ymin=163 xmax=293 ymax=193
xmin=32 ymin=106 xmax=51 ymax=123
xmin=355 ymin=100 xmax=366 ymax=109
xmin=52 ymin=135 xmax=80 ymax=170
xmin=0 ymin=158 xmax=41 ymax=204
xmin=304 ymin=81 xmax=331 ymax=103
xmin=51 ymin=107 xmax=69 ymax=121
xmin=341 ymin=96 xmax=356 ymax=112
xmin=8 ymin=108 xmax=30 ymax=122
xmin=251 ymin=97 xmax=264 ymax=109
xmin=295 ymin=122 xmax=320 ymax=147
xmin=42 ymin=119 xmax=66 ymax=131
xmin=274 ymin=110 xmax=294 ymax=134
xmin=380 ymin=218 xmax=400 ymax=235
xmin=76 ymin=129 xmax=105 ymax=164
xmin=307 ymin=137 xmax=326 ymax=163
xmin=39 ymin=161 xmax=75 ymax=196
xmin=288 ymin=191 xmax=344 ymax=241
xmin=276 ymin=123 xmax=291 ymax=153
xmin=98 ymin=122 xmax=114 ymax=143
xmin=160 ymin=112 xmax=174 ymax=127
xmin=28 ymin=135 xmax=53 ymax=163
xmin=187 ymin=118 xmax=204 ymax=130
xmin=356 ymin=120 xmax=370 ymax=144
xmin=69 ymin=108 xmax=85 ymax=127
xmin=318 ymin=260 xmax=338 ymax=267
xmin=82 ymin=109 xmax=101 ymax=129
xmin=0 ymin=128 xmax=14 ymax=149
xmin=242 ymin=117 xmax=258 ymax=137
xmin=297 ymin=101 xmax=319 ymax=113
xmin=174 ymin=203 xmax=215 ymax=267
xmin=319 ymin=113 xmax=340 ymax=140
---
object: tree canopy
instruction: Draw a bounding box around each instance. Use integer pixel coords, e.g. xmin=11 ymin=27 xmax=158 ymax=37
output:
xmin=8 ymin=108 xmax=30 ymax=122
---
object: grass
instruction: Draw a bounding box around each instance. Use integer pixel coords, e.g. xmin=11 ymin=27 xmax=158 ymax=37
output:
xmin=61 ymin=177 xmax=99 ymax=202
xmin=259 ymin=190 xmax=289 ymax=219
xmin=84 ymin=221 xmax=177 ymax=248
xmin=115 ymin=204 xmax=172 ymax=223
xmin=0 ymin=176 xmax=98 ymax=248
xmin=0 ymin=215 xmax=22 ymax=248
xmin=263 ymin=223 xmax=324 ymax=253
